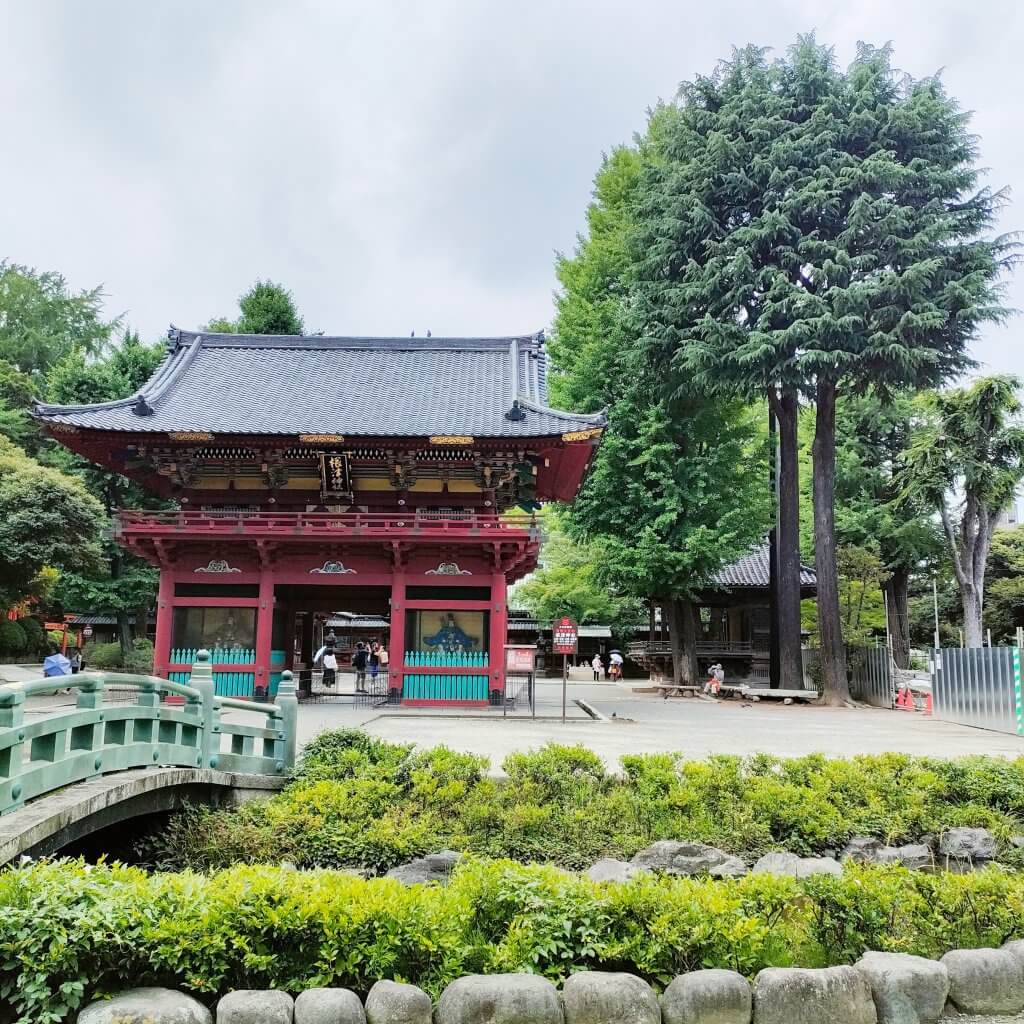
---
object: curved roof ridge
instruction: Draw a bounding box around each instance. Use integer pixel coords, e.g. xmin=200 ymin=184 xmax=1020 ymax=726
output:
xmin=514 ymin=396 xmax=607 ymax=426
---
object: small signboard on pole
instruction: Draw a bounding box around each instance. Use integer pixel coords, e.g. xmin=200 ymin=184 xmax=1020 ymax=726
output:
xmin=552 ymin=617 xmax=578 ymax=722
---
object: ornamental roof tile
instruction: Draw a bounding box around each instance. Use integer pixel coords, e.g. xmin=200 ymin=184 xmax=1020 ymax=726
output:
xmin=34 ymin=329 xmax=605 ymax=439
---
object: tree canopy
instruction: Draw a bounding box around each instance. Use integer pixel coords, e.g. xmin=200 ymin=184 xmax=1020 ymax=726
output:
xmin=902 ymin=375 xmax=1024 ymax=647
xmin=628 ymin=36 xmax=1011 ymax=693
xmin=207 ymin=279 xmax=305 ymax=335
xmin=0 ymin=261 xmax=116 ymax=376
xmin=0 ymin=437 xmax=105 ymax=607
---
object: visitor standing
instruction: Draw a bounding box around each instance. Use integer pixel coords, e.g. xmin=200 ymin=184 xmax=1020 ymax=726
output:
xmin=591 ymin=653 xmax=602 ymax=681
xmin=368 ymin=642 xmax=381 ymax=689
xmin=609 ymin=649 xmax=624 ymax=681
xmin=352 ymin=642 xmax=369 ymax=692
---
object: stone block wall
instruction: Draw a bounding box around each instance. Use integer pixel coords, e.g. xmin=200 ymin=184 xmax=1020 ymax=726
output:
xmin=78 ymin=940 xmax=1024 ymax=1024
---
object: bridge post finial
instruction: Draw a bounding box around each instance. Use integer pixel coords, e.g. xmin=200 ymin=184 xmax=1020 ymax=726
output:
xmin=276 ymin=671 xmax=298 ymax=771
xmin=190 ymin=650 xmax=218 ymax=769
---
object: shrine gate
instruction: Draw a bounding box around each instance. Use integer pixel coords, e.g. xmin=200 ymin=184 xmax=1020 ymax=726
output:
xmin=36 ymin=329 xmax=603 ymax=705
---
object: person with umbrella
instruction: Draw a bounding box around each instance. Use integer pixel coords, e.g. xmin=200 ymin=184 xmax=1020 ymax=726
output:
xmin=609 ymin=648 xmax=624 ymax=682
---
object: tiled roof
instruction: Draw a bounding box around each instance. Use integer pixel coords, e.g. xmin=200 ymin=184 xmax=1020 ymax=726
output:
xmin=711 ymin=543 xmax=817 ymax=589
xmin=34 ymin=329 xmax=605 ymax=439
xmin=65 ymin=614 xmax=155 ymax=626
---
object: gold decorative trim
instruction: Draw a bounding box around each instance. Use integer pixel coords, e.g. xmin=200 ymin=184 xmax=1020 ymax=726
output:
xmin=48 ymin=423 xmax=78 ymax=435
xmin=429 ymin=435 xmax=475 ymax=445
xmin=169 ymin=431 xmax=214 ymax=442
xmin=561 ymin=428 xmax=603 ymax=442
xmin=300 ymin=433 xmax=345 ymax=444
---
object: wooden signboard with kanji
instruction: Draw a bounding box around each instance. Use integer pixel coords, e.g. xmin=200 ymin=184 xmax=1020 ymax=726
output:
xmin=552 ymin=616 xmax=578 ymax=655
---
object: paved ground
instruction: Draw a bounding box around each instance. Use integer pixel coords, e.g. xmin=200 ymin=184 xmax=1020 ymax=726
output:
xmin=8 ymin=667 xmax=1024 ymax=769
xmin=293 ymin=680 xmax=1024 ymax=770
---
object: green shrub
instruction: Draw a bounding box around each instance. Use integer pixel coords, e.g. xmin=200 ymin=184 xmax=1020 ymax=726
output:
xmin=83 ymin=641 xmax=122 ymax=669
xmin=4 ymin=858 xmax=1024 ymax=1023
xmin=16 ymin=616 xmax=45 ymax=655
xmin=0 ymin=619 xmax=27 ymax=657
xmin=146 ymin=735 xmax=1024 ymax=874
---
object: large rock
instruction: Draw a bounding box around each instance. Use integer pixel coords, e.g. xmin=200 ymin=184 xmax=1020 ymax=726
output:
xmin=217 ymin=990 xmax=294 ymax=1024
xmin=435 ymin=974 xmax=562 ymax=1024
xmin=630 ymin=841 xmax=747 ymax=878
xmin=562 ymin=971 xmax=659 ymax=1024
xmin=294 ymin=989 xmax=364 ymax=1024
xmin=751 ymin=853 xmax=842 ymax=879
xmin=842 ymin=838 xmax=883 ymax=863
xmin=940 ymin=947 xmax=1024 ymax=1014
xmin=79 ymin=988 xmax=212 ymax=1024
xmin=752 ymin=966 xmax=875 ymax=1024
xmin=364 ymin=981 xmax=432 ymax=1024
xmin=386 ymin=850 xmax=462 ymax=885
xmin=661 ymin=969 xmax=752 ymax=1024
xmin=854 ymin=951 xmax=949 ymax=1024
xmin=938 ymin=827 xmax=996 ymax=862
xmin=586 ymin=859 xmax=648 ymax=884
xmin=842 ymin=839 xmax=933 ymax=870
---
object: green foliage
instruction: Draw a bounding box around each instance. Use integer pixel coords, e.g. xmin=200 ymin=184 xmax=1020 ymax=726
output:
xmin=0 ymin=261 xmax=115 ymax=377
xmin=83 ymin=639 xmax=153 ymax=673
xmin=150 ymin=736 xmax=1024 ymax=875
xmin=569 ymin=392 xmax=772 ymax=603
xmin=4 ymin=857 xmax=1024 ymax=1022
xmin=902 ymin=375 xmax=1024 ymax=644
xmin=512 ymin=509 xmax=642 ymax=626
xmin=17 ymin=616 xmax=46 ymax=656
xmin=238 ymin=279 xmax=304 ymax=335
xmin=987 ymin=528 xmax=1024 ymax=642
xmin=0 ymin=437 xmax=105 ymax=606
xmin=0 ymin=620 xmax=28 ymax=657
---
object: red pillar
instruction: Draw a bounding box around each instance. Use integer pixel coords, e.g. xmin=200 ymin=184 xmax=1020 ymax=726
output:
xmin=489 ymin=571 xmax=508 ymax=700
xmin=154 ymin=569 xmax=174 ymax=679
xmin=254 ymin=570 xmax=274 ymax=698
xmin=389 ymin=572 xmax=406 ymax=700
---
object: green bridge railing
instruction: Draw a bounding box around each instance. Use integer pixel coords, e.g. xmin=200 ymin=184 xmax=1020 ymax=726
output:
xmin=0 ymin=650 xmax=298 ymax=817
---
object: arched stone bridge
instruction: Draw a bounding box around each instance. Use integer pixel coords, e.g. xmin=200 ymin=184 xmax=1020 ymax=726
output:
xmin=0 ymin=652 xmax=296 ymax=865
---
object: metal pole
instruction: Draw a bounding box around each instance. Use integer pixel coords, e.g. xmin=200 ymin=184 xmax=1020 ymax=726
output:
xmin=987 ymin=628 xmax=993 ymax=649
xmin=932 ymin=577 xmax=941 ymax=651
xmin=1016 ymin=625 xmax=1023 ymax=651
xmin=562 ymin=653 xmax=567 ymax=723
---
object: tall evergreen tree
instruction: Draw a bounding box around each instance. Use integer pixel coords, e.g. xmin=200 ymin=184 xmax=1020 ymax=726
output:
xmin=630 ymin=37 xmax=1011 ymax=702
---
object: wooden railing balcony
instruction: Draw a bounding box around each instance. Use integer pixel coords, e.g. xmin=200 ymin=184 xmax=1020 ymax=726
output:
xmin=117 ymin=509 xmax=541 ymax=539
xmin=626 ymin=640 xmax=760 ymax=658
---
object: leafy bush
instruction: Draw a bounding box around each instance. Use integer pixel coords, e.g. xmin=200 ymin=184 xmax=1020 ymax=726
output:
xmin=16 ymin=616 xmax=45 ymax=655
xmin=0 ymin=618 xmax=27 ymax=657
xmin=147 ymin=736 xmax=1024 ymax=874
xmin=82 ymin=638 xmax=153 ymax=673
xmin=3 ymin=858 xmax=1024 ymax=1023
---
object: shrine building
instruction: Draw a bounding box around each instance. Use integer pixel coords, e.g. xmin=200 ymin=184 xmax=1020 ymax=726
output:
xmin=35 ymin=328 xmax=603 ymax=705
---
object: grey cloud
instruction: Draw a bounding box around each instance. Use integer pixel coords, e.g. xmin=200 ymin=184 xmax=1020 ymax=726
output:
xmin=0 ymin=0 xmax=1020 ymax=376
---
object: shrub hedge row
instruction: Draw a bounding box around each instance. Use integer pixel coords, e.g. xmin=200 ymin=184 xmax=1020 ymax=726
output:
xmin=3 ymin=857 xmax=1024 ymax=1023
xmin=145 ymin=731 xmax=1024 ymax=872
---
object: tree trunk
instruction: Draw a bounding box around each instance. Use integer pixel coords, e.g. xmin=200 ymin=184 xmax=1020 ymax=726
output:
xmin=117 ymin=612 xmax=133 ymax=657
xmin=961 ymin=586 xmax=984 ymax=648
xmin=884 ymin=569 xmax=910 ymax=668
xmin=812 ymin=379 xmax=850 ymax=704
xmin=668 ymin=597 xmax=699 ymax=687
xmin=776 ymin=389 xmax=804 ymax=688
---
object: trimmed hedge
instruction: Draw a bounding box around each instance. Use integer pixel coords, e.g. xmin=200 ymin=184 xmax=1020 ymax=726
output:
xmin=145 ymin=732 xmax=1024 ymax=872
xmin=2 ymin=858 xmax=1024 ymax=1023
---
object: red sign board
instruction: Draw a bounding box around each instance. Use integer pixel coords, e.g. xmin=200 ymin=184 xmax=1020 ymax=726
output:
xmin=505 ymin=645 xmax=536 ymax=673
xmin=552 ymin=616 xmax=578 ymax=655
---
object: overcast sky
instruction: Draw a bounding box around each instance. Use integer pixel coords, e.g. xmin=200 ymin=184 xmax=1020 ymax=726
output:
xmin=1 ymin=1 xmax=1021 ymax=377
